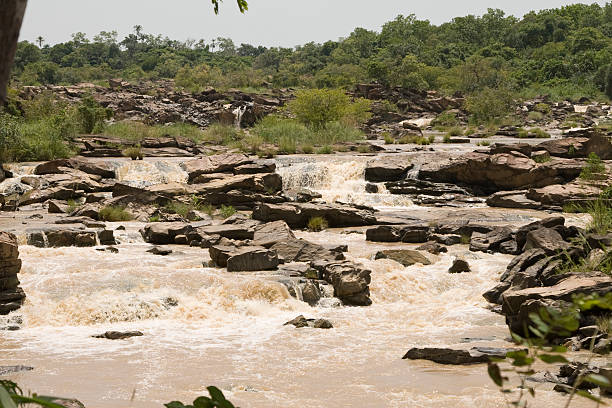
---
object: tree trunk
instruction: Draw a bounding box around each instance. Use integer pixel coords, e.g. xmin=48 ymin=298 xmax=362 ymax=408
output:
xmin=0 ymin=0 xmax=27 ymax=105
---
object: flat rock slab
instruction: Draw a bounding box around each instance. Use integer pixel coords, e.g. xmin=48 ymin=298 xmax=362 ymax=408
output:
xmin=402 ymin=347 xmax=521 ymax=365
xmin=93 ymin=331 xmax=144 ymax=340
xmin=0 ymin=365 xmax=34 ymax=375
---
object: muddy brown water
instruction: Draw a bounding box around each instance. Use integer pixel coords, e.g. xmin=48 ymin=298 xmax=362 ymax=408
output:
xmin=0 ymin=152 xmax=596 ymax=408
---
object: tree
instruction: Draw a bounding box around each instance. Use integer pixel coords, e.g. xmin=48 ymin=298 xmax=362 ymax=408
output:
xmin=605 ymin=64 xmax=612 ymax=100
xmin=36 ymin=35 xmax=43 ymax=48
xmin=0 ymin=0 xmax=249 ymax=105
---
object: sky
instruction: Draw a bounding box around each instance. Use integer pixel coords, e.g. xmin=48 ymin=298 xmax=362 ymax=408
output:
xmin=19 ymin=0 xmax=609 ymax=48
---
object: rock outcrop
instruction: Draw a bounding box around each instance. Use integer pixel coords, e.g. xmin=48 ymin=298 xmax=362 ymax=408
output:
xmin=0 ymin=232 xmax=26 ymax=315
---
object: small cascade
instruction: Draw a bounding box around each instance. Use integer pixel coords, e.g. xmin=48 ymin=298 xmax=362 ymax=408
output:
xmin=406 ymin=163 xmax=421 ymax=180
xmin=275 ymin=156 xmax=413 ymax=208
xmin=232 ymin=104 xmax=249 ymax=128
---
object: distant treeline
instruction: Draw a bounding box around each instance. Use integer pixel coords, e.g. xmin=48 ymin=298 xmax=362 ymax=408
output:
xmin=10 ymin=3 xmax=612 ymax=101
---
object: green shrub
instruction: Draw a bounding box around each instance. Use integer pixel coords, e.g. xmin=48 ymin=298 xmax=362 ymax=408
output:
xmin=66 ymin=199 xmax=80 ymax=214
xmin=202 ymin=123 xmax=244 ymax=145
xmin=580 ymin=152 xmax=606 ymax=180
xmin=77 ymin=95 xmax=112 ymax=134
xmin=432 ymin=111 xmax=459 ymax=129
xmin=122 ymin=146 xmax=143 ymax=160
xmin=427 ymin=134 xmax=435 ymax=143
xmin=465 ymin=87 xmax=515 ymax=124
xmin=448 ymin=127 xmax=463 ymax=136
xmin=443 ymin=134 xmax=452 ymax=143
xmin=533 ymin=154 xmax=551 ymax=163
xmin=148 ymin=215 xmax=161 ymax=222
xmin=301 ymin=144 xmax=314 ymax=154
xmin=534 ymin=103 xmax=552 ymax=115
xmin=531 ymin=128 xmax=551 ymax=138
xmin=307 ymin=216 xmax=328 ymax=231
xmin=288 ymin=88 xmax=371 ymax=128
xmin=99 ymin=206 xmax=133 ymax=221
xmin=527 ymin=111 xmax=544 ymax=121
xmin=357 ymin=144 xmax=371 ymax=153
xmin=219 ymin=205 xmax=236 ymax=219
xmin=316 ymin=145 xmax=333 ymax=154
xmin=477 ymin=140 xmax=491 ymax=146
xmin=383 ymin=133 xmax=395 ymax=144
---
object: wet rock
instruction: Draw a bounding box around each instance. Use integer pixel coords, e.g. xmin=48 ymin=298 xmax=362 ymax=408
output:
xmin=270 ymin=239 xmax=344 ymax=263
xmin=364 ymin=158 xmax=412 ymax=182
xmin=284 ymin=315 xmax=333 ymax=329
xmin=93 ymin=331 xmax=144 ymax=340
xmin=208 ymin=245 xmax=235 ymax=268
xmin=310 ymin=260 xmax=372 ymax=306
xmin=253 ymin=202 xmax=378 ymax=228
xmin=97 ymin=229 xmax=116 ymax=245
xmin=416 ymin=241 xmax=448 ymax=255
xmin=402 ymin=347 xmax=517 ymax=365
xmin=96 ymin=246 xmax=119 ymax=253
xmin=365 ymin=183 xmax=379 ymax=193
xmin=535 ymin=133 xmax=612 ymax=159
xmin=431 ymin=234 xmax=462 ymax=246
xmin=28 ymin=228 xmax=97 ymax=248
xmin=140 ymin=222 xmax=194 ymax=244
xmin=226 ymin=247 xmax=279 ymax=272
xmin=198 ymin=224 xmax=255 ymax=240
xmin=386 ymin=179 xmax=471 ymax=196
xmin=483 ymin=282 xmax=511 ymax=304
xmin=469 ymin=227 xmax=514 ymax=254
xmin=366 ymin=224 xmax=430 ymax=243
xmin=147 ymin=246 xmax=173 ymax=256
xmin=301 ymin=281 xmax=322 ymax=305
xmin=375 ymin=249 xmax=433 ymax=266
xmin=448 ymin=258 xmax=471 ymax=273
xmin=234 ymin=159 xmax=276 ymax=174
xmin=0 ymin=365 xmax=34 ymax=375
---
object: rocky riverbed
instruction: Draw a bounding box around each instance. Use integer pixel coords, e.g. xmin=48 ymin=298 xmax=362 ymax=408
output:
xmin=0 ymin=126 xmax=611 ymax=407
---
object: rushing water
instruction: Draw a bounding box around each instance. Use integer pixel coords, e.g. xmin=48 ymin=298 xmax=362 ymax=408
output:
xmin=0 ymin=156 xmax=594 ymax=408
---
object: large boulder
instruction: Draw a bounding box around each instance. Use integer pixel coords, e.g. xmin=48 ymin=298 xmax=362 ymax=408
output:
xmin=253 ymin=202 xmax=378 ymax=228
xmin=469 ymin=227 xmax=515 ymax=254
xmin=419 ymin=152 xmax=583 ymax=193
xmin=535 ymin=134 xmax=612 ymax=160
xmin=182 ymin=153 xmax=252 ymax=182
xmin=486 ymin=191 xmax=541 ymax=209
xmin=140 ymin=223 xmax=194 ymax=244
xmin=365 ymin=158 xmax=412 ymax=182
xmin=270 ymin=239 xmax=343 ymax=263
xmin=252 ymin=221 xmax=295 ymax=247
xmin=366 ymin=224 xmax=430 ymax=243
xmin=310 ymin=260 xmax=372 ymax=306
xmin=226 ymin=247 xmax=279 ymax=272
xmin=523 ymin=227 xmax=571 ymax=255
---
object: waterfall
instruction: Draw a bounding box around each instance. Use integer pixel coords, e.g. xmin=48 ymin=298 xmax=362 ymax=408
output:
xmin=406 ymin=163 xmax=421 ymax=180
xmin=233 ymin=105 xmax=248 ymax=128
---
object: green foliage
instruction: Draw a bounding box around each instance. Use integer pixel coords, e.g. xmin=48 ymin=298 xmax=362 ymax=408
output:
xmin=316 ymin=145 xmax=333 ymax=154
xmin=287 ymin=89 xmax=370 ymax=129
xmin=465 ymin=87 xmax=516 ymax=124
xmin=219 ymin=205 xmax=236 ymax=219
xmin=165 ymin=386 xmax=236 ymax=408
xmin=0 ymin=380 xmax=69 ymax=408
xmin=307 ymin=216 xmax=328 ymax=232
xmin=104 ymin=121 xmax=206 ymax=143
xmin=431 ymin=111 xmax=460 ymax=130
xmin=99 ymin=206 xmax=133 ymax=222
xmin=605 ymin=64 xmax=612 ymax=100
xmin=202 ymin=123 xmax=245 ymax=146
xmin=533 ymin=153 xmax=551 ymax=163
xmin=447 ymin=127 xmax=463 ymax=136
xmin=579 ymin=152 xmax=606 ymax=180
xmin=383 ymin=133 xmax=394 ymax=144
xmin=77 ymin=96 xmax=112 ymax=134
xmin=442 ymin=134 xmax=452 ymax=143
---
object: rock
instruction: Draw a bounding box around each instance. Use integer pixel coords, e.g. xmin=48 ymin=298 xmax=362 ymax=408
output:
xmin=374 ymin=249 xmax=433 ymax=266
xmin=535 ymin=133 xmax=612 ymax=159
xmin=28 ymin=228 xmax=98 ymax=248
xmin=527 ymin=182 xmax=603 ymax=207
xmin=0 ymin=233 xmax=25 ymax=315
xmin=253 ymin=202 xmax=378 ymax=228
xmin=182 ymin=153 xmax=251 ymax=182
xmin=364 ymin=158 xmax=412 ymax=182
xmin=198 ymin=224 xmax=254 ymax=240
xmin=419 ymin=152 xmax=583 ymax=193
xmin=47 ymin=199 xmax=70 ymax=214
xmin=386 ymin=179 xmax=471 ymax=196
xmin=402 ymin=347 xmax=517 ymax=365
xmin=69 ymin=158 xmax=116 ymax=178
xmin=208 ymin=245 xmax=235 ymax=268
xmin=270 ymin=239 xmax=344 ymax=263
xmin=97 ymin=229 xmax=116 ymax=245
xmin=147 ymin=246 xmax=173 ymax=256
xmin=416 ymin=241 xmax=448 ymax=254
xmin=0 ymin=365 xmax=34 ymax=375
xmin=93 ymin=331 xmax=144 ymax=340
xmin=469 ymin=227 xmax=514 ymax=254
xmin=515 ymin=217 xmax=565 ymax=249
xmin=301 ymin=281 xmax=322 ymax=305
xmin=486 ymin=191 xmax=541 ymax=209
xmin=34 ymin=159 xmax=72 ymax=175
xmin=96 ymin=246 xmax=119 ymax=253
xmin=140 ymin=222 xmax=194 ymax=244
xmin=284 ymin=315 xmax=333 ymax=329
xmin=523 ymin=228 xmax=570 ymax=255
xmin=586 ymin=233 xmax=612 ymax=250
xmin=431 ymin=234 xmax=462 ymax=246
xmin=234 ymin=159 xmax=276 ymax=174
xmin=448 ymin=258 xmax=471 ymax=273
xmin=310 ymin=260 xmax=372 ymax=306
xmin=502 ymin=274 xmax=612 ymax=331
xmin=226 ymin=247 xmax=279 ymax=272
xmin=366 ymin=224 xmax=430 ymax=243
xmin=252 ymin=221 xmax=295 ymax=247
xmin=483 ymin=282 xmax=511 ymax=304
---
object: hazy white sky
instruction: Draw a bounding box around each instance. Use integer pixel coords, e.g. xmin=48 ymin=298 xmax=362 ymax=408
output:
xmin=19 ymin=0 xmax=608 ymax=48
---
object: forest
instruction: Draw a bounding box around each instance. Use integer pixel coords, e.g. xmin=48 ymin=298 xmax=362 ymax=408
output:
xmin=10 ymin=4 xmax=612 ymax=102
